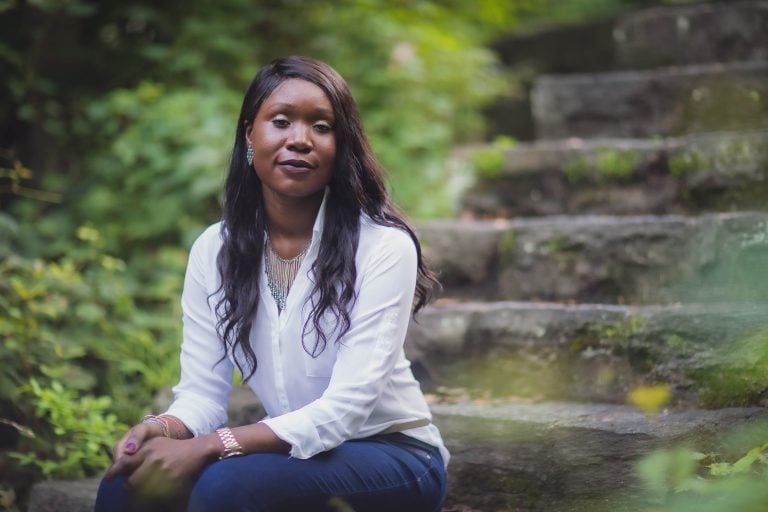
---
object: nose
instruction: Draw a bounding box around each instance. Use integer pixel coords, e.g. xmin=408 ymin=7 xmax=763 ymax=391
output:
xmin=286 ymin=123 xmax=313 ymax=153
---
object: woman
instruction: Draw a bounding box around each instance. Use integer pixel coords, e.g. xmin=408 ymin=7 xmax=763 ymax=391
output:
xmin=95 ymin=56 xmax=448 ymax=512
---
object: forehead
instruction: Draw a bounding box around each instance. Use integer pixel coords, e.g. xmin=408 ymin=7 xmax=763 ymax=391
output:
xmin=260 ymin=78 xmax=334 ymax=116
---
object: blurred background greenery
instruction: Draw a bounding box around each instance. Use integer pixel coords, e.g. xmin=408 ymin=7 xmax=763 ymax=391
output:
xmin=4 ymin=0 xmax=764 ymax=510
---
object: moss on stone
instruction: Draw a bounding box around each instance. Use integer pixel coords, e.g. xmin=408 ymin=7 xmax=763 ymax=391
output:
xmin=563 ymin=156 xmax=593 ymax=183
xmin=689 ymin=324 xmax=768 ymax=408
xmin=497 ymin=230 xmax=518 ymax=266
xmin=471 ymin=136 xmax=517 ymax=179
xmin=673 ymin=82 xmax=768 ymax=135
xmin=669 ymin=150 xmax=706 ymax=175
xmin=543 ymin=235 xmax=570 ymax=255
xmin=443 ymin=349 xmax=570 ymax=399
xmin=564 ymin=147 xmax=642 ymax=184
xmin=582 ymin=315 xmax=649 ymax=351
xmin=671 ymin=137 xmax=767 ymax=176
xmin=596 ymin=148 xmax=641 ymax=179
xmin=664 ymin=333 xmax=691 ymax=352
xmin=541 ymin=235 xmax=577 ymax=269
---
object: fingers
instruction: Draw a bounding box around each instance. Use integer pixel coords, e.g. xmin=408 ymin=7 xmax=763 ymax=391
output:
xmin=105 ymin=451 xmax=142 ymax=481
xmin=127 ymin=460 xmax=181 ymax=502
xmin=113 ymin=424 xmax=153 ymax=461
xmin=108 ymin=423 xmax=157 ymax=482
xmin=112 ymin=431 xmax=130 ymax=461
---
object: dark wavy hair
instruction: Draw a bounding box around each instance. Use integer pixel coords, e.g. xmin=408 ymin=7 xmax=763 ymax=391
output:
xmin=215 ymin=56 xmax=439 ymax=380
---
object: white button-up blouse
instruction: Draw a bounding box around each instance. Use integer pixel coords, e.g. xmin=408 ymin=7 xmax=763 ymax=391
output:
xmin=164 ymin=196 xmax=449 ymax=466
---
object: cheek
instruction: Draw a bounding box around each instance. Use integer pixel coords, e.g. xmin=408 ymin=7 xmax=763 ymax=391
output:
xmin=252 ymin=126 xmax=283 ymax=151
xmin=321 ymin=138 xmax=337 ymax=161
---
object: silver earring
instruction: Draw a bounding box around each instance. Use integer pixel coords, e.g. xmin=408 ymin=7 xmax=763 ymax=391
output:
xmin=246 ymin=145 xmax=254 ymax=166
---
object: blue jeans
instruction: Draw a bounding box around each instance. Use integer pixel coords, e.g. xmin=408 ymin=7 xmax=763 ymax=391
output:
xmin=95 ymin=433 xmax=447 ymax=512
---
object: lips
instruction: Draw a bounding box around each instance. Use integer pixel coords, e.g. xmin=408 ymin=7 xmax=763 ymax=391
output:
xmin=278 ymin=159 xmax=315 ymax=169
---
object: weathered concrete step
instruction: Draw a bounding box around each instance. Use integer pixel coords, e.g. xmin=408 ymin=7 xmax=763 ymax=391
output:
xmin=406 ymin=301 xmax=768 ymax=407
xmin=433 ymin=401 xmax=768 ymax=511
xmin=485 ymin=16 xmax=616 ymax=140
xmin=463 ymin=130 xmax=768 ymax=217
xmin=28 ymin=478 xmax=99 ymax=512
xmin=418 ymin=212 xmax=768 ymax=304
xmin=614 ymin=1 xmax=768 ymax=69
xmin=28 ymin=401 xmax=768 ymax=512
xmin=532 ymin=60 xmax=768 ymax=138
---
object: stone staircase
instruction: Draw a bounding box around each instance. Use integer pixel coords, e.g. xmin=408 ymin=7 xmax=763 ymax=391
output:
xmin=27 ymin=2 xmax=768 ymax=511
xmin=414 ymin=1 xmax=768 ymax=510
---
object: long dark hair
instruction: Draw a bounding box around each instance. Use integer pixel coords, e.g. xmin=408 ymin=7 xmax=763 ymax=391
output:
xmin=216 ymin=56 xmax=438 ymax=380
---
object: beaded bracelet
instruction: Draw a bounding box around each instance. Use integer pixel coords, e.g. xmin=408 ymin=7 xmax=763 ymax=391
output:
xmin=160 ymin=414 xmax=188 ymax=439
xmin=141 ymin=414 xmax=170 ymax=437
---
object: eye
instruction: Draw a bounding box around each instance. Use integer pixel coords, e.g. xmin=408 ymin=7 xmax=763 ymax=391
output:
xmin=313 ymin=122 xmax=332 ymax=134
xmin=272 ymin=118 xmax=289 ymax=128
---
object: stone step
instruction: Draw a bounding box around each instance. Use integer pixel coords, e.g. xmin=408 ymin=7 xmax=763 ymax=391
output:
xmin=614 ymin=1 xmax=768 ymax=69
xmin=485 ymin=16 xmax=616 ymax=140
xmin=27 ymin=401 xmax=768 ymax=512
xmin=532 ymin=60 xmax=768 ymax=138
xmin=405 ymin=301 xmax=768 ymax=407
xmin=433 ymin=401 xmax=768 ymax=511
xmin=462 ymin=130 xmax=768 ymax=217
xmin=418 ymin=212 xmax=768 ymax=304
xmin=27 ymin=478 xmax=100 ymax=512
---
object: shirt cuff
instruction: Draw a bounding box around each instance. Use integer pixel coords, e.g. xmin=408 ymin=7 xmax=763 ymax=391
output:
xmin=260 ymin=410 xmax=323 ymax=459
xmin=163 ymin=396 xmax=227 ymax=437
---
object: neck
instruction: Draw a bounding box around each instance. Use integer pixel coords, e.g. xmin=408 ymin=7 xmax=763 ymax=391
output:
xmin=262 ymin=189 xmax=324 ymax=258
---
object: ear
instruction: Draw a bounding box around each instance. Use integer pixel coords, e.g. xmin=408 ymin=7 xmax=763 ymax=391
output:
xmin=244 ymin=122 xmax=253 ymax=146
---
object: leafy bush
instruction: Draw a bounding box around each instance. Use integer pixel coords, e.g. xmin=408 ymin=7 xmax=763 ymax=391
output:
xmin=634 ymin=432 xmax=768 ymax=512
xmin=0 ymin=224 xmax=182 ymax=481
xmin=76 ymin=83 xmax=239 ymax=252
xmin=11 ymin=380 xmax=123 ymax=479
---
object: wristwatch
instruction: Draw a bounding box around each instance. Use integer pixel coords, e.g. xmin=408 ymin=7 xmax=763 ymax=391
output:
xmin=216 ymin=427 xmax=245 ymax=459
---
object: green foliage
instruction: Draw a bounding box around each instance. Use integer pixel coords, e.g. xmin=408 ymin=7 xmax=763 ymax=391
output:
xmin=564 ymin=147 xmax=642 ymax=184
xmin=595 ymin=315 xmax=647 ymax=341
xmin=637 ymin=447 xmax=706 ymax=499
xmin=76 ymin=82 xmax=238 ymax=251
xmin=689 ymin=325 xmax=768 ymax=407
xmin=472 ymin=136 xmax=518 ymax=179
xmin=570 ymin=316 xmax=648 ymax=355
xmin=3 ymin=0 xmax=519 ymax=223
xmin=10 ymin=379 xmax=123 ymax=479
xmin=669 ymin=150 xmax=707 ymax=176
xmin=670 ymin=137 xmax=768 ymax=177
xmin=0 ymin=225 xmax=180 ymax=480
xmin=633 ymin=435 xmax=768 ymax=512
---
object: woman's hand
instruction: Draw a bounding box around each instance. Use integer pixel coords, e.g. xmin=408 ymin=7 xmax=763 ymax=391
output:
xmin=111 ymin=423 xmax=163 ymax=464
xmin=106 ymin=435 xmax=220 ymax=497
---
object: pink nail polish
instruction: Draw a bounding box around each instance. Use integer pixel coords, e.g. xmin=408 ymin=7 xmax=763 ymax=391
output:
xmin=126 ymin=442 xmax=137 ymax=452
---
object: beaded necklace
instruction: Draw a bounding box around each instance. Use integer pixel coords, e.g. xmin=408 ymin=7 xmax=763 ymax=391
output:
xmin=264 ymin=235 xmax=311 ymax=313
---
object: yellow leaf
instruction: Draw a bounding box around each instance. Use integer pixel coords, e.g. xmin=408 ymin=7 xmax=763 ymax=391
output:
xmin=628 ymin=384 xmax=670 ymax=414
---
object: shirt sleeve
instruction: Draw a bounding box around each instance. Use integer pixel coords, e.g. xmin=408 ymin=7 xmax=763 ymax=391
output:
xmin=261 ymin=228 xmax=418 ymax=459
xmin=163 ymin=227 xmax=233 ymax=436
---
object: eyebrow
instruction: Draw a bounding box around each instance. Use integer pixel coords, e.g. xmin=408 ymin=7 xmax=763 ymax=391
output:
xmin=267 ymin=102 xmax=334 ymax=118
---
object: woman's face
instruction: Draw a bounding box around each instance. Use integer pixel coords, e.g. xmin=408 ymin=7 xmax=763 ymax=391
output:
xmin=246 ymin=78 xmax=336 ymax=203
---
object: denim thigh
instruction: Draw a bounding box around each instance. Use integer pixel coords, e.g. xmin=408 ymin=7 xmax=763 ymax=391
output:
xmin=95 ymin=433 xmax=447 ymax=512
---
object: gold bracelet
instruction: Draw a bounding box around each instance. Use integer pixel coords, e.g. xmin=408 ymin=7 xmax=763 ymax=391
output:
xmin=216 ymin=427 xmax=244 ymax=460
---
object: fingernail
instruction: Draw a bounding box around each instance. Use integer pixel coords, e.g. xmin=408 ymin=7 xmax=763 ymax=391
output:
xmin=126 ymin=442 xmax=137 ymax=452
